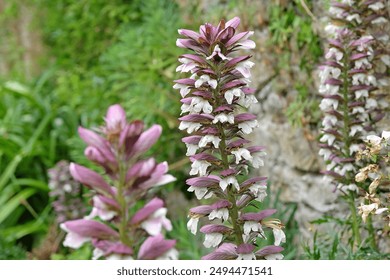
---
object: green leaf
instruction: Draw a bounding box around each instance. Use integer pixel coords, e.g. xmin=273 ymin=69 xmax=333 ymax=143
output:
xmin=51 ymin=244 xmax=92 ymax=260
xmin=0 ymin=188 xmax=36 ymax=224
xmin=0 ymin=113 xmax=52 ymax=192
xmin=0 ymin=154 xmax=23 ymax=192
xmin=4 ymin=81 xmax=29 ymax=95
xmin=1 ymin=220 xmax=47 ymax=242
xmin=0 ymin=238 xmax=27 ymax=260
xmin=10 ymin=178 xmax=49 ymax=192
xmin=3 ymin=81 xmax=44 ymax=111
xmin=328 ymin=235 xmax=339 ymax=260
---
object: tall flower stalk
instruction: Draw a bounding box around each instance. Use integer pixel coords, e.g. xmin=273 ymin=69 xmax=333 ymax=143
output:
xmin=60 ymin=104 xmax=177 ymax=260
xmin=174 ymin=17 xmax=285 ymax=260
xmin=318 ymin=0 xmax=389 ymax=250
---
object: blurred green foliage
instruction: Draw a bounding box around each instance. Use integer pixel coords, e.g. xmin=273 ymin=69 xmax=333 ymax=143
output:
xmin=285 ymin=83 xmax=322 ymax=128
xmin=0 ymin=80 xmax=57 ymax=250
xmin=268 ymin=0 xmax=322 ymax=127
xmin=0 ymin=238 xmax=26 ymax=260
xmin=0 ymin=0 xmax=188 ymax=258
xmin=39 ymin=0 xmax=137 ymax=69
xmin=39 ymin=0 xmax=187 ymax=170
xmin=51 ymin=244 xmax=92 ymax=260
xmin=268 ymin=1 xmax=322 ymax=70
xmin=0 ymin=1 xmax=25 ymax=81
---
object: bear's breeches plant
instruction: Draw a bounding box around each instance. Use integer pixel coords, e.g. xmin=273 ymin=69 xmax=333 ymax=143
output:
xmin=319 ymin=0 xmax=389 ymax=192
xmin=318 ymin=0 xmax=389 ymax=249
xmin=174 ymin=17 xmax=285 ymax=260
xmin=60 ymin=104 xmax=177 ymax=260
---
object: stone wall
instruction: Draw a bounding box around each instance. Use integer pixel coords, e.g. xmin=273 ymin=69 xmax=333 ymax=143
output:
xmin=249 ymin=31 xmax=339 ymax=240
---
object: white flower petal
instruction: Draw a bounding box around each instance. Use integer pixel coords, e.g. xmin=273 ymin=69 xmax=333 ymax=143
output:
xmin=264 ymin=253 xmax=284 ymax=260
xmin=157 ymin=248 xmax=179 ymax=260
xmin=203 ymin=233 xmax=223 ymax=248
xmin=273 ymin=228 xmax=286 ymax=246
xmin=187 ymin=217 xmax=199 ymax=235
xmin=243 ymin=221 xmax=262 ymax=235
xmin=237 ymin=253 xmax=256 ymax=260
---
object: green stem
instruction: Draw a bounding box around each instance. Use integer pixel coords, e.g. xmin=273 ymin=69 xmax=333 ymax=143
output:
xmin=366 ymin=210 xmax=378 ymax=251
xmin=341 ymin=51 xmax=351 ymax=152
xmin=117 ymin=161 xmax=132 ymax=247
xmin=227 ymin=190 xmax=244 ymax=244
xmin=341 ymin=49 xmax=362 ymax=250
xmin=218 ymin=126 xmax=244 ymax=244
xmin=212 ymin=62 xmax=244 ymax=244
xmin=348 ymin=193 xmax=361 ymax=250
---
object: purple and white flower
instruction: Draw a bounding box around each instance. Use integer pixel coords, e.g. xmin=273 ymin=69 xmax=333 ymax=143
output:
xmin=61 ymin=104 xmax=176 ymax=259
xmin=175 ymin=17 xmax=284 ymax=259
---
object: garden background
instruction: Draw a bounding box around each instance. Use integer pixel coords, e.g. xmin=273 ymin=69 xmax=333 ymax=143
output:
xmin=0 ymin=0 xmax=388 ymax=260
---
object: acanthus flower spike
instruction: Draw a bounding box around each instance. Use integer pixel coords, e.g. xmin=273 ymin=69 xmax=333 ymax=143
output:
xmin=319 ymin=1 xmax=389 ymax=193
xmin=60 ymin=104 xmax=176 ymax=259
xmin=174 ymin=17 xmax=285 ymax=259
xmin=318 ymin=0 xmax=389 ymax=249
